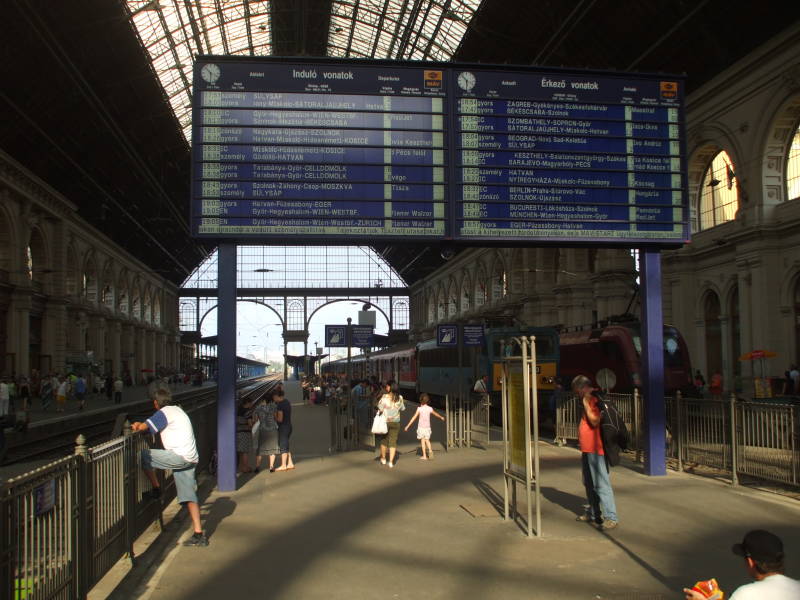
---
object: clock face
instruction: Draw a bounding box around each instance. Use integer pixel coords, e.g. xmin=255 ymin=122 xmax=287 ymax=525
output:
xmin=201 ymin=63 xmax=221 ymax=84
xmin=458 ymin=71 xmax=476 ymax=91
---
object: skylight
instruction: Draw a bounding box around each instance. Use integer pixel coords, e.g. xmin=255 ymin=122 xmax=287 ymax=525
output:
xmin=328 ymin=0 xmax=482 ymax=60
xmin=124 ymin=0 xmax=273 ymax=142
xmin=124 ymin=0 xmax=482 ymax=142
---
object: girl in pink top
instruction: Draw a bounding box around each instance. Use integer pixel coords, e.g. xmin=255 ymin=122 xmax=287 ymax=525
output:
xmin=404 ymin=393 xmax=445 ymax=460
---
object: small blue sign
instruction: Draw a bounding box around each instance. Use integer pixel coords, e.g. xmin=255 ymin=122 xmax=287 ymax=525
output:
xmin=325 ymin=325 xmax=347 ymax=348
xmin=350 ymin=325 xmax=374 ymax=348
xmin=463 ymin=325 xmax=485 ymax=347
xmin=437 ymin=324 xmax=458 ymax=347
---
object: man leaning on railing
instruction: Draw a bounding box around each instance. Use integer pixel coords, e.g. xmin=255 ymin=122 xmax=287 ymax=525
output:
xmin=131 ymin=387 xmax=208 ymax=547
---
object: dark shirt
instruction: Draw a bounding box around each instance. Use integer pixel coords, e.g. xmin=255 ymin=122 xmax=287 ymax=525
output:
xmin=277 ymin=399 xmax=292 ymax=428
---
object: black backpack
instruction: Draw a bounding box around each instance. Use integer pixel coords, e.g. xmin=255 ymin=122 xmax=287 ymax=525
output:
xmin=593 ymin=392 xmax=630 ymax=467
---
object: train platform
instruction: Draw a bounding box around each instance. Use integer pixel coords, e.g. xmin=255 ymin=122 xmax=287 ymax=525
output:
xmin=98 ymin=403 xmax=800 ymax=600
xmin=8 ymin=381 xmax=213 ymax=426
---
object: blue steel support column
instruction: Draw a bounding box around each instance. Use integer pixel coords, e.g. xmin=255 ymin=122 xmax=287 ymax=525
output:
xmin=217 ymin=243 xmax=237 ymax=491
xmin=640 ymin=248 xmax=666 ymax=476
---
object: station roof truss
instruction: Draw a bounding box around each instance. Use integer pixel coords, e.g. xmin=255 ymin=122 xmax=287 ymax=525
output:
xmin=3 ymin=1 xmax=800 ymax=286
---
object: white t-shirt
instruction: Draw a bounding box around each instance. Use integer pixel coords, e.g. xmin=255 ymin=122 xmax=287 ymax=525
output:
xmin=114 ymin=379 xmax=123 ymax=393
xmin=146 ymin=405 xmax=199 ymax=463
xmin=730 ymin=574 xmax=800 ymax=599
xmin=57 ymin=381 xmax=69 ymax=397
xmin=0 ymin=383 xmax=8 ymax=401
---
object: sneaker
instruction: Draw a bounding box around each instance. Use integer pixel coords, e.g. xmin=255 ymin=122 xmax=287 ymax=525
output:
xmin=253 ymin=468 xmax=260 ymax=474
xmin=601 ymin=519 xmax=618 ymax=530
xmin=183 ymin=532 xmax=209 ymax=547
xmin=380 ymin=458 xmax=386 ymax=465
xmin=143 ymin=487 xmax=162 ymax=500
xmin=575 ymin=514 xmax=593 ymax=522
xmin=388 ymin=462 xmax=394 ymax=468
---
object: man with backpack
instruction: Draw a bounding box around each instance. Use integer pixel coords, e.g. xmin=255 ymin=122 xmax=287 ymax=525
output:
xmin=572 ymin=375 xmax=621 ymax=530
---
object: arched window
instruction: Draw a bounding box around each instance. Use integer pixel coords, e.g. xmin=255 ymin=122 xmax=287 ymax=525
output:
xmin=787 ymin=122 xmax=800 ymax=201
xmin=698 ymin=151 xmax=738 ymax=230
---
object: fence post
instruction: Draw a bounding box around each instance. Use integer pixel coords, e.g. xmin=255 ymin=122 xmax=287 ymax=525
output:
xmin=633 ymin=388 xmax=642 ymax=463
xmin=675 ymin=391 xmax=683 ymax=473
xmin=74 ymin=435 xmax=89 ymax=599
xmin=729 ymin=393 xmax=739 ymax=486
xmin=793 ymin=405 xmax=798 ymax=487
xmin=123 ymin=421 xmax=136 ymax=565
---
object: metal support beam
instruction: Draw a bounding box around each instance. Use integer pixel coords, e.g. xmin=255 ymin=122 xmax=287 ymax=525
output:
xmin=640 ymin=248 xmax=666 ymax=476
xmin=217 ymin=243 xmax=237 ymax=491
xmin=179 ymin=286 xmax=407 ymax=297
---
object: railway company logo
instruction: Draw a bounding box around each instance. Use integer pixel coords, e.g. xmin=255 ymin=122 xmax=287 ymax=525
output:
xmin=660 ymin=81 xmax=678 ymax=99
xmin=437 ymin=324 xmax=458 ymax=347
xmin=325 ymin=325 xmax=347 ymax=347
xmin=424 ymin=70 xmax=443 ymax=89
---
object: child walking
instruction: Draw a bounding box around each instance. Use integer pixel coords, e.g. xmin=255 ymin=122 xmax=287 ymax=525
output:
xmin=404 ymin=393 xmax=445 ymax=460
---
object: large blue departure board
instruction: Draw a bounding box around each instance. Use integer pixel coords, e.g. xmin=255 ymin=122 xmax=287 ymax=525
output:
xmin=191 ymin=58 xmax=688 ymax=245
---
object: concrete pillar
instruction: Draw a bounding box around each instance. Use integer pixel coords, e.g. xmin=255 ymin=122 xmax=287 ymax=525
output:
xmin=108 ymin=321 xmax=121 ymax=377
xmin=718 ymin=315 xmax=733 ymax=392
xmin=8 ymin=289 xmax=32 ymax=376
xmin=42 ymin=299 xmax=67 ymax=375
xmin=87 ymin=316 xmax=106 ymax=366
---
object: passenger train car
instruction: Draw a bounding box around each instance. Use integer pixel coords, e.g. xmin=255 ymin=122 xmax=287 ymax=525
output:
xmin=559 ymin=321 xmax=693 ymax=394
xmin=321 ymin=326 xmax=560 ymax=410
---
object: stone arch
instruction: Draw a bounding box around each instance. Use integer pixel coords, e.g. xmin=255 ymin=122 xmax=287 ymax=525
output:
xmin=436 ymin=282 xmax=447 ymax=321
xmin=0 ymin=200 xmax=15 ymax=274
xmin=687 ymin=125 xmax=742 ymax=232
xmin=510 ymin=249 xmax=525 ymax=295
xmin=65 ymin=242 xmax=80 ymax=297
xmin=27 ymin=226 xmax=49 ymax=287
xmin=726 ymin=283 xmax=741 ymax=378
xmin=473 ymin=262 xmax=488 ymax=309
xmin=152 ymin=295 xmax=162 ymax=326
xmin=142 ymin=286 xmax=153 ymax=324
xmin=489 ymin=253 xmax=508 ymax=302
xmin=100 ymin=260 xmax=115 ymax=311
xmin=459 ymin=270 xmax=472 ymax=313
xmin=760 ymin=93 xmax=800 ymax=205
xmin=82 ymin=250 xmax=99 ymax=304
xmin=130 ymin=277 xmax=142 ymax=320
xmin=446 ymin=277 xmax=458 ymax=316
xmin=117 ymin=270 xmax=129 ymax=316
xmin=198 ymin=300 xmax=286 ymax=333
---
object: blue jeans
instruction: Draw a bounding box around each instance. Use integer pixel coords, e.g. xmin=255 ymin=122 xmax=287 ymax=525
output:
xmin=582 ymin=452 xmax=618 ymax=523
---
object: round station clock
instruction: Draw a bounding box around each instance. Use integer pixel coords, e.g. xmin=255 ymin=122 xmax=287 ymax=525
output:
xmin=457 ymin=71 xmax=476 ymax=92
xmin=201 ymin=63 xmax=221 ymax=84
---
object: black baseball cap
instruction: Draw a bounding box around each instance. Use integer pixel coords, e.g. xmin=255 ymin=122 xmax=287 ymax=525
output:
xmin=732 ymin=530 xmax=784 ymax=563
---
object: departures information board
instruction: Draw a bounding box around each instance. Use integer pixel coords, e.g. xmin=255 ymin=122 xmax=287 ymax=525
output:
xmin=191 ymin=58 xmax=688 ymax=246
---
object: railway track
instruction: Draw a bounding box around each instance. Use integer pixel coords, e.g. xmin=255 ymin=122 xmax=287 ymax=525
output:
xmin=1 ymin=375 xmax=280 ymax=468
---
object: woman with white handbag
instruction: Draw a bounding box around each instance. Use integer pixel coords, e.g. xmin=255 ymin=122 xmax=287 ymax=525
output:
xmin=374 ymin=380 xmax=405 ymax=468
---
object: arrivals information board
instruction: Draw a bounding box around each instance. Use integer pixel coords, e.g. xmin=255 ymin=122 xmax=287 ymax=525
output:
xmin=192 ymin=58 xmax=688 ymax=246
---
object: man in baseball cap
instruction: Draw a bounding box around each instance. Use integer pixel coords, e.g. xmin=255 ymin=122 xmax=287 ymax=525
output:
xmin=686 ymin=529 xmax=800 ymax=599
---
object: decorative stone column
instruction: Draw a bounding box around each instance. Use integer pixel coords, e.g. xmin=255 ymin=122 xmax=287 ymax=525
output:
xmin=108 ymin=320 xmax=121 ymax=377
xmin=42 ymin=298 xmax=67 ymax=375
xmin=8 ymin=288 xmax=32 ymax=375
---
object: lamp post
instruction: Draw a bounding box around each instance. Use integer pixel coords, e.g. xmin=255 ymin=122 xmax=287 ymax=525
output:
xmin=346 ymin=317 xmax=352 ymax=383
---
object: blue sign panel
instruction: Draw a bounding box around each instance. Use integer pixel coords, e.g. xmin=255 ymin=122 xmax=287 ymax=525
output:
xmin=462 ymin=325 xmax=485 ymax=347
xmin=191 ymin=58 xmax=687 ymax=246
xmin=437 ymin=324 xmax=458 ymax=347
xmin=350 ymin=325 xmax=375 ymax=348
xmin=325 ymin=325 xmax=347 ymax=348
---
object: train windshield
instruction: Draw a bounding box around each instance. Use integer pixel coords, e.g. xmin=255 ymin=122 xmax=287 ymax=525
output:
xmin=631 ymin=328 xmax=685 ymax=368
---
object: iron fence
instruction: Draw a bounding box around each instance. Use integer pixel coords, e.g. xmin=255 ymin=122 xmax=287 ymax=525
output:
xmin=1 ymin=394 xmax=217 ymax=600
xmin=556 ymin=391 xmax=800 ymax=487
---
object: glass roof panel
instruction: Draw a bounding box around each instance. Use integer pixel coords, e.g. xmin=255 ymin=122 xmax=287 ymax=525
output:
xmin=125 ymin=0 xmax=480 ymax=139
xmin=125 ymin=0 xmax=273 ymax=142
xmin=328 ymin=0 xmax=482 ymax=60
xmin=181 ymin=246 xmax=408 ymax=289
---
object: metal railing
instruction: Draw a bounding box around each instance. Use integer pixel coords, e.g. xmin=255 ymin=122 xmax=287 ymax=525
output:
xmin=1 ymin=394 xmax=216 ymax=600
xmin=556 ymin=390 xmax=800 ymax=487
xmin=329 ymin=390 xmax=376 ymax=452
